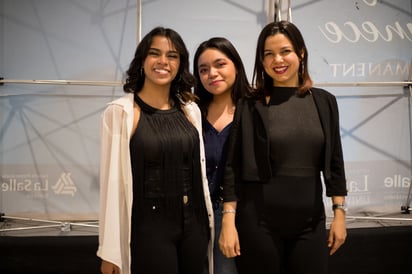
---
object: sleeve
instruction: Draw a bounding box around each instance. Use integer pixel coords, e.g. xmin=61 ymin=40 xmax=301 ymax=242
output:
xmin=325 ymin=94 xmax=348 ymax=197
xmin=222 ymin=99 xmax=244 ymax=202
xmin=96 ymin=104 xmax=126 ymax=268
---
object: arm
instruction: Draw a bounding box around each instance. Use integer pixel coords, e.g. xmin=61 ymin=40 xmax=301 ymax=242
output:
xmin=219 ymin=201 xmax=241 ymax=258
xmin=327 ymin=93 xmax=347 ymax=255
xmin=97 ymin=105 xmax=126 ymax=272
xmin=219 ymin=100 xmax=245 ymax=258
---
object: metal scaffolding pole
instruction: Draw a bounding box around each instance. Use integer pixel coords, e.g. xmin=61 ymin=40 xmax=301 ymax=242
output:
xmin=137 ymin=0 xmax=142 ymax=43
xmin=401 ymin=61 xmax=412 ymax=214
xmin=272 ymin=0 xmax=292 ymax=22
xmin=0 ymin=79 xmax=122 ymax=86
xmin=0 ymin=214 xmax=98 ymax=233
xmin=1 ymin=78 xmax=410 ymax=88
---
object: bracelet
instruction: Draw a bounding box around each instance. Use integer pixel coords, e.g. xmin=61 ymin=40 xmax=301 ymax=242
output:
xmin=222 ymin=209 xmax=236 ymax=214
xmin=332 ymin=203 xmax=347 ymax=212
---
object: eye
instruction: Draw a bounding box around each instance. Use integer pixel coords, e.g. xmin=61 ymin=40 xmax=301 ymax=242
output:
xmin=198 ymin=67 xmax=209 ymax=74
xmin=148 ymin=50 xmax=159 ymax=56
xmin=263 ymin=52 xmax=274 ymax=58
xmin=167 ymin=53 xmax=179 ymax=59
xmin=281 ymin=49 xmax=293 ymax=55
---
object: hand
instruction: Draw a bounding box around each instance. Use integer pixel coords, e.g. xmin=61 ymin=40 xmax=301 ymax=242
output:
xmin=219 ymin=214 xmax=241 ymax=258
xmin=101 ymin=260 xmax=120 ymax=274
xmin=328 ymin=211 xmax=347 ymax=255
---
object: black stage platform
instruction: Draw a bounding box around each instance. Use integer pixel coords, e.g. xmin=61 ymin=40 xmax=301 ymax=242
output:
xmin=0 ymin=216 xmax=411 ymax=274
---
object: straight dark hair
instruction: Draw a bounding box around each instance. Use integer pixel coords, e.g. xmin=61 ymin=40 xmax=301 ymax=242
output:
xmin=252 ymin=21 xmax=313 ymax=96
xmin=193 ymin=37 xmax=253 ymax=115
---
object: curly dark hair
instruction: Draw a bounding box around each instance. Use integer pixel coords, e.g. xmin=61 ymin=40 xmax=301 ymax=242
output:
xmin=123 ymin=27 xmax=196 ymax=103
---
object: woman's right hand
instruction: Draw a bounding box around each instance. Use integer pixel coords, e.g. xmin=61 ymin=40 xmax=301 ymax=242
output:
xmin=101 ymin=260 xmax=120 ymax=274
xmin=219 ymin=210 xmax=241 ymax=258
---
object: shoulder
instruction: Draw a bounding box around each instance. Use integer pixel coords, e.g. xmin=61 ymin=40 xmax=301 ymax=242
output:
xmin=181 ymin=101 xmax=203 ymax=130
xmin=108 ymin=93 xmax=134 ymax=108
xmin=311 ymin=87 xmax=338 ymax=106
xmin=181 ymin=101 xmax=201 ymax=122
xmin=105 ymin=93 xmax=133 ymax=112
xmin=102 ymin=93 xmax=134 ymax=123
xmin=236 ymin=97 xmax=258 ymax=108
xmin=311 ymin=87 xmax=335 ymax=97
xmin=183 ymin=101 xmax=201 ymax=114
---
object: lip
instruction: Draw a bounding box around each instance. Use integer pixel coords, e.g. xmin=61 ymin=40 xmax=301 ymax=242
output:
xmin=273 ymin=66 xmax=288 ymax=74
xmin=154 ymin=68 xmax=170 ymax=75
xmin=209 ymin=79 xmax=223 ymax=86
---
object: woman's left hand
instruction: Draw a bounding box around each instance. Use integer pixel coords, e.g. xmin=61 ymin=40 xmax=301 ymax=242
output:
xmin=328 ymin=210 xmax=347 ymax=255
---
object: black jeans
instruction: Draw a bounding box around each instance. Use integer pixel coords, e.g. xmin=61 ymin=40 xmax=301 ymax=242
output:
xmin=235 ymin=182 xmax=329 ymax=274
xmin=131 ymin=195 xmax=209 ymax=274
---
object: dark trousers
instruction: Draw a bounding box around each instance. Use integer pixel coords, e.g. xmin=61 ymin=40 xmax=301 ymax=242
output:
xmin=235 ymin=182 xmax=329 ymax=274
xmin=131 ymin=196 xmax=209 ymax=274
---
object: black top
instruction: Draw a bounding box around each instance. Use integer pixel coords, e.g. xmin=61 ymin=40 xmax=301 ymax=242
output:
xmin=264 ymin=87 xmax=326 ymax=233
xmin=129 ymin=94 xmax=205 ymax=220
xmin=267 ymin=87 xmax=324 ymax=176
xmin=223 ymin=87 xmax=347 ymax=202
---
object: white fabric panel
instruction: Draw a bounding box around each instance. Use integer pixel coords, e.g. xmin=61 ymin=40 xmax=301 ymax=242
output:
xmin=0 ymin=0 xmax=411 ymax=220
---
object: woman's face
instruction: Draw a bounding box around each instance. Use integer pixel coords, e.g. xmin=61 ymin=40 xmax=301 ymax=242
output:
xmin=262 ymin=33 xmax=301 ymax=87
xmin=197 ymin=48 xmax=236 ymax=97
xmin=143 ymin=35 xmax=180 ymax=88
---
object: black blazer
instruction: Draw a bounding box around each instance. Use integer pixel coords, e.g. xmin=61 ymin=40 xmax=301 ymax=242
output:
xmin=223 ymin=87 xmax=347 ymax=202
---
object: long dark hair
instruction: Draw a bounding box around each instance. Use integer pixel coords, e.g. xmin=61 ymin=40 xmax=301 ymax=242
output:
xmin=252 ymin=21 xmax=313 ymax=96
xmin=193 ymin=37 xmax=253 ymax=115
xmin=123 ymin=27 xmax=196 ymax=103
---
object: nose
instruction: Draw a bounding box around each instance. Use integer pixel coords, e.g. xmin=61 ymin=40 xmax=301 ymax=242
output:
xmin=157 ymin=54 xmax=167 ymax=64
xmin=273 ymin=54 xmax=283 ymax=63
xmin=208 ymin=67 xmax=218 ymax=78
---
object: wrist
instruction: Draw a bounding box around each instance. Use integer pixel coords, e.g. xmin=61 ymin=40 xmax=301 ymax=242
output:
xmin=332 ymin=203 xmax=347 ymax=213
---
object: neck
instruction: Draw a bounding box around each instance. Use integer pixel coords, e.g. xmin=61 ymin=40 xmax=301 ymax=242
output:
xmin=208 ymin=91 xmax=235 ymax=117
xmin=139 ymin=84 xmax=172 ymax=110
xmin=211 ymin=91 xmax=233 ymax=108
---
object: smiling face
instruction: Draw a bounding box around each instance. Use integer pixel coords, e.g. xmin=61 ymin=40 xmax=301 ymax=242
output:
xmin=197 ymin=48 xmax=236 ymax=97
xmin=143 ymin=35 xmax=180 ymax=88
xmin=262 ymin=33 xmax=301 ymax=87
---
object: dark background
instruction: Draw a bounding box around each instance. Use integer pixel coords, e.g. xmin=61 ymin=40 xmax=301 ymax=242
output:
xmin=1 ymin=226 xmax=411 ymax=274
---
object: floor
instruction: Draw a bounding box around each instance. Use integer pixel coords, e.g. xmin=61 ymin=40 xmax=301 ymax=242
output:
xmin=1 ymin=212 xmax=412 ymax=274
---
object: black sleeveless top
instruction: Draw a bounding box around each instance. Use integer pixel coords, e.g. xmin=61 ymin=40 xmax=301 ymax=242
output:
xmin=129 ymin=94 xmax=206 ymax=221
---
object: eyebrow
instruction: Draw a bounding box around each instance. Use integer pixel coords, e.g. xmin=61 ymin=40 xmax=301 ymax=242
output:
xmin=264 ymin=46 xmax=293 ymax=52
xmin=149 ymin=47 xmax=179 ymax=54
xmin=198 ymin=57 xmax=227 ymax=68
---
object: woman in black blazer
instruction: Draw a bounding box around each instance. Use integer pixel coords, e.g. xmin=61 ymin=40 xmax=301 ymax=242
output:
xmin=219 ymin=21 xmax=348 ymax=274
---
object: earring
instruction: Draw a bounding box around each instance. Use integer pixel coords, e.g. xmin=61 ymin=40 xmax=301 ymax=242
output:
xmin=140 ymin=67 xmax=144 ymax=77
xmin=299 ymin=60 xmax=304 ymax=77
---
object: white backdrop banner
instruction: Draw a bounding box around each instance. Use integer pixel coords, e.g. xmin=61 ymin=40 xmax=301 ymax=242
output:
xmin=1 ymin=0 xmax=411 ymax=220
